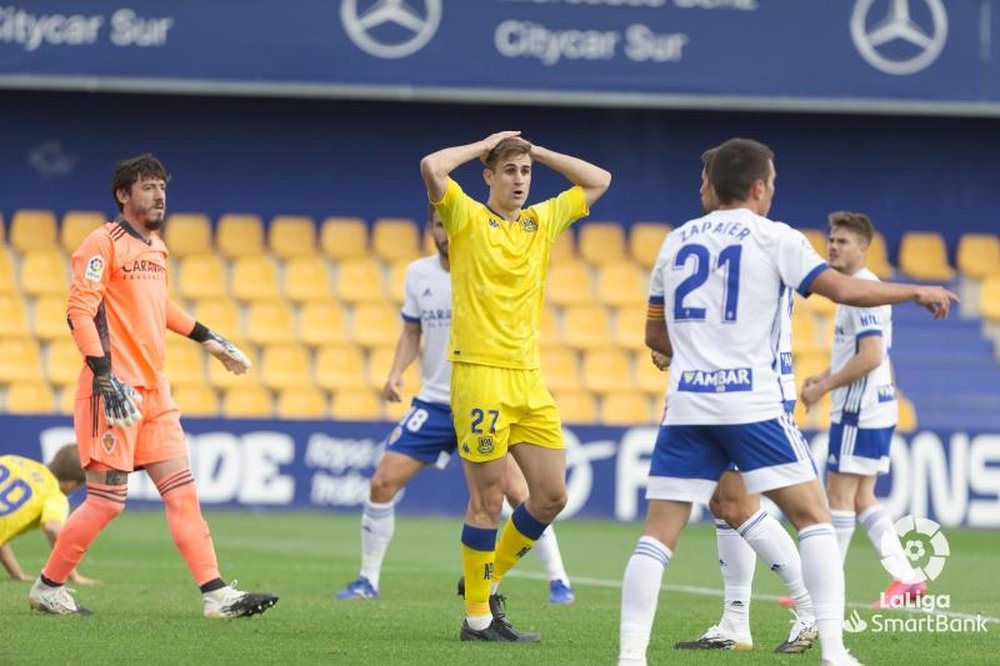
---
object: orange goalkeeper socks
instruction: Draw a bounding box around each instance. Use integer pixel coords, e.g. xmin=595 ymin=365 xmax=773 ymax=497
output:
xmin=156 ymin=469 xmax=221 ymax=587
xmin=42 ymin=482 xmax=126 ymax=584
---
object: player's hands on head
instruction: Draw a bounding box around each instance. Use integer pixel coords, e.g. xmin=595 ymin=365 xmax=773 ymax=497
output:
xmin=914 ymin=286 xmax=959 ymax=320
xmin=383 ymin=374 xmax=404 ymax=402
xmin=480 ymin=130 xmax=521 ymax=162
xmin=203 ymin=333 xmax=252 ymax=374
xmin=87 ymin=356 xmax=143 ymax=430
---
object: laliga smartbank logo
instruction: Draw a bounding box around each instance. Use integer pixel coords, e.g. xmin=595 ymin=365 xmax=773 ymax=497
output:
xmin=843 ymin=516 xmax=989 ymax=635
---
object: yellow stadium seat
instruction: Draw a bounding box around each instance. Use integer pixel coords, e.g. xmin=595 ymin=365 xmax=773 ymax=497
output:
xmin=260 ymin=344 xmax=314 ymax=390
xmin=172 ymin=385 xmax=220 ymax=417
xmin=352 ymin=303 xmax=400 ymax=348
xmin=367 ymin=345 xmax=421 ymax=393
xmin=562 ymin=305 xmax=612 ymax=350
xmin=321 ymin=217 xmax=368 ymax=260
xmin=231 ymin=256 xmax=281 ymax=302
xmin=60 ymin=211 xmax=105 ymax=252
xmin=541 ymin=347 xmax=579 ymax=392
xmin=336 ymin=258 xmax=385 ymax=304
xmin=245 ymin=300 xmax=296 ymax=345
xmin=791 ymin=310 xmax=823 ymax=354
xmin=207 ymin=339 xmax=258 ymax=389
xmin=0 ymin=294 xmax=30 ymax=338
xmin=797 ymin=292 xmax=836 ymax=318
xmin=178 ymin=254 xmax=228 ymax=300
xmin=387 ymin=260 xmax=410 ymax=305
xmin=223 ymin=385 xmax=273 ymax=418
xmin=269 ymin=215 xmax=317 ymax=259
xmin=6 ymin=381 xmax=55 ymax=414
xmin=384 ymin=398 xmax=411 ymax=422
xmin=163 ymin=213 xmax=213 ymax=258
xmin=547 ymin=263 xmax=594 ymax=306
xmin=315 ymin=344 xmax=368 ymax=391
xmin=284 ymin=256 xmax=334 ymax=303
xmin=957 ymin=233 xmax=1000 ymax=279
xmin=216 ymin=214 xmax=264 ymax=258
xmin=33 ymin=294 xmax=69 ymax=341
xmin=800 ymin=228 xmax=827 ymax=257
xmin=299 ymin=301 xmax=350 ymax=347
xmin=193 ymin=298 xmax=242 ymax=339
xmin=0 ymin=249 xmax=16 ymax=294
xmin=601 ymin=390 xmax=652 ymax=426
xmin=792 ymin=351 xmax=829 ymax=394
xmin=0 ymin=212 xmax=4 ymax=242
xmin=0 ymin=338 xmax=43 ymax=382
xmin=867 ymin=232 xmax=894 ymax=279
xmin=549 ymin=230 xmax=576 ymax=265
xmin=164 ymin=338 xmax=206 ymax=388
xmin=634 ymin=351 xmax=668 ymax=397
xmin=897 ymin=393 xmax=918 ymax=434
xmin=582 ymin=347 xmax=631 ymax=394
xmin=596 ymin=262 xmax=646 ymax=307
xmin=552 ymin=389 xmax=597 ymax=424
xmin=578 ymin=222 xmax=626 ymax=266
xmin=277 ymin=387 xmax=329 ymax=419
xmin=21 ymin=250 xmax=68 ymax=297
xmin=613 ymin=306 xmax=647 ymax=352
xmin=980 ymin=276 xmax=1000 ymax=322
xmin=332 ymin=388 xmax=382 ymax=420
xmin=372 ymin=218 xmax=420 ymax=262
xmin=629 ymin=222 xmax=672 ymax=269
xmin=47 ymin=339 xmax=83 ymax=388
xmin=899 ymin=231 xmax=954 ymax=282
xmin=11 ymin=209 xmax=58 ymax=253
xmin=57 ymin=386 xmax=76 ymax=415
xmin=540 ymin=306 xmax=561 ymax=349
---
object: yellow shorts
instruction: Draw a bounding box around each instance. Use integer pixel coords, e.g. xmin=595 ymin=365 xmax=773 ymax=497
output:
xmin=451 ymin=362 xmax=564 ymax=463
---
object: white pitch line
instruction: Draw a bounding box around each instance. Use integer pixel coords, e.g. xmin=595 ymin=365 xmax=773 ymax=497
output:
xmin=507 ymin=570 xmax=1000 ymax=624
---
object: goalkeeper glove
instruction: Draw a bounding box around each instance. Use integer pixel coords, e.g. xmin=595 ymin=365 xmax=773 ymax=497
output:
xmin=204 ymin=331 xmax=252 ymax=374
xmin=87 ymin=356 xmax=143 ymax=430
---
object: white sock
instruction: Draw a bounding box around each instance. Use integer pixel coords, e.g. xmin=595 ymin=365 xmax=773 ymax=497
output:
xmin=715 ymin=520 xmax=754 ymax=631
xmin=737 ymin=510 xmax=814 ymax=623
xmin=798 ymin=523 xmax=847 ymax=662
xmin=534 ymin=526 xmax=570 ymax=585
xmin=859 ymin=505 xmax=920 ymax=584
xmin=831 ymin=510 xmax=856 ymax=565
xmin=359 ymin=499 xmax=394 ymax=589
xmin=619 ymin=536 xmax=671 ymax=665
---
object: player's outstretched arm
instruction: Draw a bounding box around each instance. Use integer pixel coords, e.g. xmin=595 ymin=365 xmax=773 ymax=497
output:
xmin=809 ymin=269 xmax=959 ymax=319
xmin=383 ymin=322 xmax=422 ymax=402
xmin=0 ymin=542 xmax=31 ymax=581
xmin=420 ymin=130 xmax=521 ymax=201
xmin=530 ymin=145 xmax=612 ymax=208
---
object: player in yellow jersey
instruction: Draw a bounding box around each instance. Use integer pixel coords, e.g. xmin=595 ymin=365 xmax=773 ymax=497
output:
xmin=421 ymin=131 xmax=610 ymax=642
xmin=0 ymin=445 xmax=97 ymax=586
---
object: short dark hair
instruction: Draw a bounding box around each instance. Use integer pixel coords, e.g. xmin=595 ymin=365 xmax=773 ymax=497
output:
xmin=484 ymin=137 xmax=531 ymax=172
xmin=111 ymin=153 xmax=170 ymax=212
xmin=709 ymin=138 xmax=774 ymax=205
xmin=700 ymin=146 xmax=719 ymax=171
xmin=828 ymin=211 xmax=875 ymax=246
xmin=48 ymin=444 xmax=84 ymax=484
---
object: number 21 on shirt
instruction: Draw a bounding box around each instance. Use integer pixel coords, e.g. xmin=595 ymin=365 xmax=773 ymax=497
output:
xmin=673 ymin=244 xmax=742 ymax=323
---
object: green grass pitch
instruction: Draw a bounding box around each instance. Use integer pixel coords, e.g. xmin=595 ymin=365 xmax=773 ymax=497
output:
xmin=2 ymin=511 xmax=997 ymax=664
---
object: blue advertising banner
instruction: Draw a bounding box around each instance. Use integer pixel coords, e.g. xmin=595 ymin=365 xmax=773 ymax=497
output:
xmin=0 ymin=1 xmax=996 ymax=114
xmin=2 ymin=415 xmax=998 ymax=528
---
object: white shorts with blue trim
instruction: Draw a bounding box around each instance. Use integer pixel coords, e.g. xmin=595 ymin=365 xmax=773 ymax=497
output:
xmin=647 ymin=413 xmax=816 ymax=502
xmin=826 ymin=420 xmax=894 ymax=476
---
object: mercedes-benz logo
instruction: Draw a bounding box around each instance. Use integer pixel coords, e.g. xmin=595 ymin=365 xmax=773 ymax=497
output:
xmin=341 ymin=0 xmax=442 ymax=59
xmin=851 ymin=0 xmax=948 ymax=75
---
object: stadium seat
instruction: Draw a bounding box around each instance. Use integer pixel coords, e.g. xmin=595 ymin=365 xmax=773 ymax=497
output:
xmin=629 ymin=222 xmax=672 ymax=269
xmin=336 ymin=257 xmax=385 ymax=304
xmin=5 ymin=381 xmax=55 ymax=414
xmin=32 ymin=294 xmax=70 ymax=340
xmin=222 ymin=385 xmax=273 ymax=418
xmin=540 ymin=306 xmax=561 ymax=349
xmin=372 ymin=218 xmax=420 ymax=262
xmin=384 ymin=397 xmax=411 ymax=423
xmin=321 ymin=216 xmax=368 ymax=260
xmin=582 ymin=347 xmax=631 ymax=395
xmin=540 ymin=347 xmax=579 ymax=392
xmin=957 ymin=233 xmax=1000 ymax=279
xmin=367 ymin=345 xmax=420 ymax=392
xmin=549 ymin=230 xmax=576 ymax=265
xmin=260 ymin=344 xmax=314 ymax=389
xmin=164 ymin=338 xmax=206 ymax=388
xmin=47 ymin=339 xmax=83 ymax=389
xmin=791 ymin=310 xmax=824 ymax=354
xmin=277 ymin=387 xmax=329 ymax=419
xmin=547 ymin=263 xmax=594 ymax=306
xmin=299 ymin=301 xmax=351 ymax=347
xmin=796 ymin=292 xmax=835 ymax=317
xmin=21 ymin=250 xmax=68 ymax=297
xmin=613 ymin=306 xmax=647 ymax=352
xmin=163 ymin=213 xmax=213 ymax=258
xmin=178 ymin=254 xmax=228 ymax=300
xmin=792 ymin=351 xmax=829 ymax=393
xmin=10 ymin=209 xmax=58 ymax=253
xmin=0 ymin=294 xmax=30 ymax=338
xmin=562 ymin=305 xmax=612 ymax=350
xmin=800 ymin=228 xmax=827 ymax=257
xmin=897 ymin=393 xmax=918 ymax=434
xmin=352 ymin=303 xmax=401 ymax=348
xmin=601 ymin=390 xmax=652 ymax=425
xmin=867 ymin=232 xmax=894 ymax=279
xmin=331 ymin=388 xmax=382 ymax=420
xmin=57 ymin=386 xmax=77 ymax=415
xmin=269 ymin=215 xmax=317 ymax=259
xmin=172 ymin=385 xmax=220 ymax=417
xmin=245 ymin=300 xmax=296 ymax=345
xmin=578 ymin=222 xmax=626 ymax=266
xmin=193 ymin=298 xmax=242 ymax=340
xmin=283 ymin=256 xmax=334 ymax=303
xmin=552 ymin=389 xmax=597 ymax=424
xmin=0 ymin=338 xmax=43 ymax=382
xmin=60 ymin=211 xmax=105 ymax=252
xmin=231 ymin=256 xmax=281 ymax=302
xmin=634 ymin=351 xmax=668 ymax=397
xmin=386 ymin=260 xmax=409 ymax=305
xmin=596 ymin=262 xmax=646 ymax=307
xmin=216 ymin=213 xmax=265 ymax=257
xmin=314 ymin=344 xmax=368 ymax=391
xmin=899 ymin=231 xmax=954 ymax=282
xmin=0 ymin=212 xmax=4 ymax=242
xmin=0 ymin=249 xmax=16 ymax=294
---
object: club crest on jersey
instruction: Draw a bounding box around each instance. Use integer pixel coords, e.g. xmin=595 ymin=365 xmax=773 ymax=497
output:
xmin=387 ymin=426 xmax=403 ymax=446
xmin=488 ymin=219 xmax=500 ymax=228
xmin=877 ymin=384 xmax=896 ymax=403
xmin=477 ymin=436 xmax=494 ymax=455
xmin=678 ymin=368 xmax=753 ymax=393
xmin=85 ymin=255 xmax=106 ymax=281
xmin=101 ymin=431 xmax=116 ymax=454
xmin=521 ymin=219 xmax=538 ymax=233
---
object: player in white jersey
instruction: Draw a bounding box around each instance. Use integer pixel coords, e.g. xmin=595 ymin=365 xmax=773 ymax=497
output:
xmin=800 ymin=211 xmax=925 ymax=609
xmin=618 ymin=138 xmax=958 ymax=666
xmin=335 ymin=209 xmax=574 ymax=603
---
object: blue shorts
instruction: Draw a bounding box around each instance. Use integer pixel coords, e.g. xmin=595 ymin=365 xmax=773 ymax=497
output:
xmin=723 ymin=401 xmax=796 ymax=474
xmin=827 ymin=421 xmax=894 ymax=476
xmin=648 ymin=413 xmax=816 ymax=502
xmin=383 ymin=398 xmax=456 ymax=469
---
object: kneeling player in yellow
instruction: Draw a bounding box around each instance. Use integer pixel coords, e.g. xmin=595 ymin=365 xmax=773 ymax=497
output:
xmin=421 ymin=131 xmax=611 ymax=641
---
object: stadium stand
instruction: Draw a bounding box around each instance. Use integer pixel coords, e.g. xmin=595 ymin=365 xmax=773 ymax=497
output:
xmin=216 ymin=213 xmax=265 ymax=258
xmin=284 ymin=256 xmax=335 ymax=303
xmin=60 ymin=211 xmax=105 ymax=252
xmin=321 ymin=216 xmax=368 ymax=260
xmin=899 ymin=231 xmax=955 ymax=282
xmin=10 ymin=209 xmax=58 ymax=252
xmin=372 ymin=218 xmax=420 ymax=262
xmin=578 ymin=222 xmax=626 ymax=266
xmin=164 ymin=213 xmax=214 ymax=258
xmin=269 ymin=215 xmax=317 ymax=259
xmin=628 ymin=222 xmax=671 ymax=269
